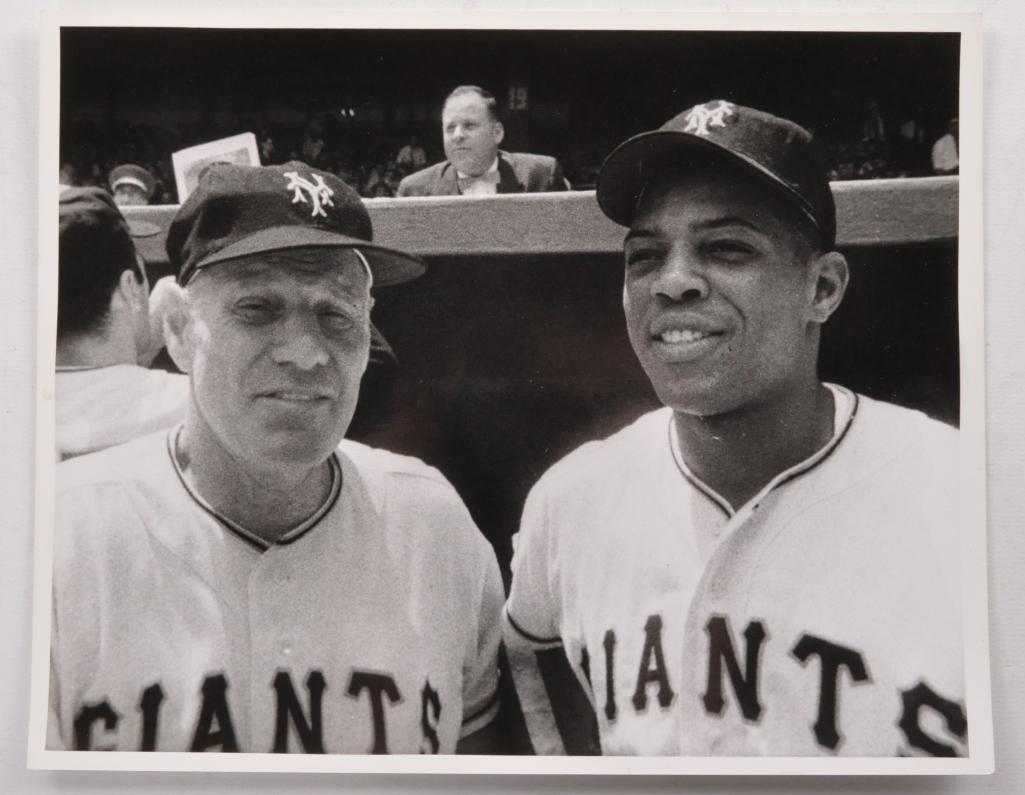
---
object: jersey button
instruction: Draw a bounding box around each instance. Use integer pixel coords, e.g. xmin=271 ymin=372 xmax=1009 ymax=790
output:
xmin=281 ymin=640 xmax=293 ymax=656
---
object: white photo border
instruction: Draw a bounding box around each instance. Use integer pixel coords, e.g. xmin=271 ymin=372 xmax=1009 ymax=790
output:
xmin=29 ymin=5 xmax=991 ymax=775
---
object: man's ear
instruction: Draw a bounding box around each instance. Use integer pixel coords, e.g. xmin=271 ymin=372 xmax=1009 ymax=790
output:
xmin=115 ymin=269 xmax=146 ymax=314
xmin=808 ymin=250 xmax=849 ymax=325
xmin=492 ymin=120 xmax=505 ymax=147
xmin=163 ymin=287 xmax=195 ymax=374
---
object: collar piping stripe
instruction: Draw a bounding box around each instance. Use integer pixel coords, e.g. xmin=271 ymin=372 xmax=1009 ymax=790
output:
xmin=667 ymin=387 xmax=859 ymax=518
xmin=166 ymin=424 xmax=342 ymax=551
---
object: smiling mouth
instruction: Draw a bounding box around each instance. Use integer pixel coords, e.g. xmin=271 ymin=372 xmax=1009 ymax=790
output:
xmin=656 ymin=329 xmax=717 ymax=344
xmin=648 ymin=326 xmax=725 ymax=362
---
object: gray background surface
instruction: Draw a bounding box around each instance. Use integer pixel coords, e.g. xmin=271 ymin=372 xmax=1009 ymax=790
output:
xmin=3 ymin=0 xmax=1022 ymax=792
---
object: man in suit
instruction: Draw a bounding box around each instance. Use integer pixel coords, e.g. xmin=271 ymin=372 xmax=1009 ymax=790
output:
xmin=397 ymin=86 xmax=569 ymax=197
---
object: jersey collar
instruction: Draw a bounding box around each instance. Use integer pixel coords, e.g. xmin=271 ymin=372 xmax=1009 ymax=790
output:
xmin=166 ymin=424 xmax=343 ymax=551
xmin=668 ymin=384 xmax=859 ymax=519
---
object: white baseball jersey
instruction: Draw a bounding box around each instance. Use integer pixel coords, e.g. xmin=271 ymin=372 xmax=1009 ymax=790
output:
xmin=56 ymin=365 xmax=189 ymax=460
xmin=504 ymin=386 xmax=966 ymax=757
xmin=49 ymin=428 xmax=503 ymax=753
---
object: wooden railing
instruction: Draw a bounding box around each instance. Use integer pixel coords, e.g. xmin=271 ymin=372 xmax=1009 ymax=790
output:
xmin=123 ymin=177 xmax=958 ymax=265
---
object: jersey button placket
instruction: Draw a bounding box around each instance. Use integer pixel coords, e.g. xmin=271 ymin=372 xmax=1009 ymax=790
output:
xmin=272 ymin=565 xmax=292 ymax=655
xmin=248 ymin=549 xmax=289 ymax=749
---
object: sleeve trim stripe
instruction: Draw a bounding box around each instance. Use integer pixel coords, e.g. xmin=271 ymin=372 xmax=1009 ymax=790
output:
xmin=505 ymin=609 xmax=562 ymax=645
xmin=458 ymin=701 xmax=500 ymax=740
xmin=461 ymin=689 xmax=500 ymax=725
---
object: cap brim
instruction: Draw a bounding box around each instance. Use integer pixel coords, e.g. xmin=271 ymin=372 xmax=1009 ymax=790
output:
xmin=189 ymin=224 xmax=426 ymax=287
xmin=113 ymin=176 xmax=152 ymax=194
xmin=596 ymin=130 xmax=820 ymax=233
xmin=126 ymin=218 xmax=161 ymax=238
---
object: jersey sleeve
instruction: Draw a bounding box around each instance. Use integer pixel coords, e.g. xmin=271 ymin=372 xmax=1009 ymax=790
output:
xmin=504 ymin=478 xmax=562 ymax=644
xmin=46 ymin=587 xmax=66 ymax=750
xmin=502 ymin=476 xmax=571 ymax=755
xmin=459 ymin=541 xmax=504 ymax=739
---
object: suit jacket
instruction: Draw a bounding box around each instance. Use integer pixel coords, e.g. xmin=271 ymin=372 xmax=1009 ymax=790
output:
xmin=397 ymin=150 xmax=569 ymax=197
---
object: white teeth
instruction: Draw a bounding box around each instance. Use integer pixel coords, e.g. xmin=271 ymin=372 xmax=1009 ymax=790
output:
xmin=660 ymin=329 xmax=710 ymax=344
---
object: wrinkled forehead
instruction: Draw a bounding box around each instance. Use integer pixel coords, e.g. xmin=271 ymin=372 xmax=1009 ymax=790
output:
xmin=637 ymin=159 xmax=773 ymax=213
xmin=191 ymin=248 xmax=372 ymax=298
xmin=632 ymin=160 xmax=813 ymax=245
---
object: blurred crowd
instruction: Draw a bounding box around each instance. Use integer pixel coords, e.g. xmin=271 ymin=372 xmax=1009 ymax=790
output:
xmin=819 ymin=100 xmax=958 ymax=181
xmin=59 ymin=116 xmax=444 ymax=205
xmin=59 ymin=100 xmax=959 ymax=206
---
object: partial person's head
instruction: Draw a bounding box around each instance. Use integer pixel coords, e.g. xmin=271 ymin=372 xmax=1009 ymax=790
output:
xmin=164 ymin=161 xmax=424 ymax=467
xmin=108 ymin=164 xmax=156 ymax=207
xmin=442 ymin=86 xmax=504 ymax=177
xmin=59 ymin=161 xmax=78 ymax=187
xmin=948 ymin=117 xmax=959 ymax=139
xmin=58 ymin=187 xmax=152 ymax=361
xmin=596 ymin=100 xmax=849 ymax=418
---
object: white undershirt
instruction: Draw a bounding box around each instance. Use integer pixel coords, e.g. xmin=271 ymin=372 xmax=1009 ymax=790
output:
xmin=456 ymin=157 xmax=500 ymax=195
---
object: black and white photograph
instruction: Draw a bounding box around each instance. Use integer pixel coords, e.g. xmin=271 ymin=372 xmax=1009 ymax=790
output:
xmin=27 ymin=6 xmax=991 ymax=776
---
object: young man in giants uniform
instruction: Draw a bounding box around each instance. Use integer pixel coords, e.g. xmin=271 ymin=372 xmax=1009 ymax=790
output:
xmin=49 ymin=162 xmax=503 ymax=754
xmin=503 ymin=101 xmax=966 ymax=757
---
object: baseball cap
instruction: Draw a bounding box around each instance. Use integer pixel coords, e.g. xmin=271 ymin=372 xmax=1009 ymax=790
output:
xmin=109 ymin=163 xmax=156 ymax=200
xmin=596 ymin=100 xmax=836 ymax=249
xmin=166 ymin=161 xmax=426 ymax=286
xmin=59 ymin=186 xmax=139 ymax=276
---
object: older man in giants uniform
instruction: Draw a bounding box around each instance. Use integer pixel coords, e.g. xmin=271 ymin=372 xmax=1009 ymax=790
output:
xmin=49 ymin=162 xmax=504 ymax=754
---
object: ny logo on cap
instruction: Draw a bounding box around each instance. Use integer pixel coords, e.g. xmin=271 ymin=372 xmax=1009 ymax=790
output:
xmin=284 ymin=171 xmax=335 ymax=218
xmin=683 ymin=100 xmax=735 ymax=137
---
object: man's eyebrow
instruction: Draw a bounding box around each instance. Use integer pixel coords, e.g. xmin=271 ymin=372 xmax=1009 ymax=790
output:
xmin=695 ymin=216 xmax=763 ymax=233
xmin=216 ymin=266 xmax=276 ymax=287
xmin=625 ymin=216 xmax=764 ymax=245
